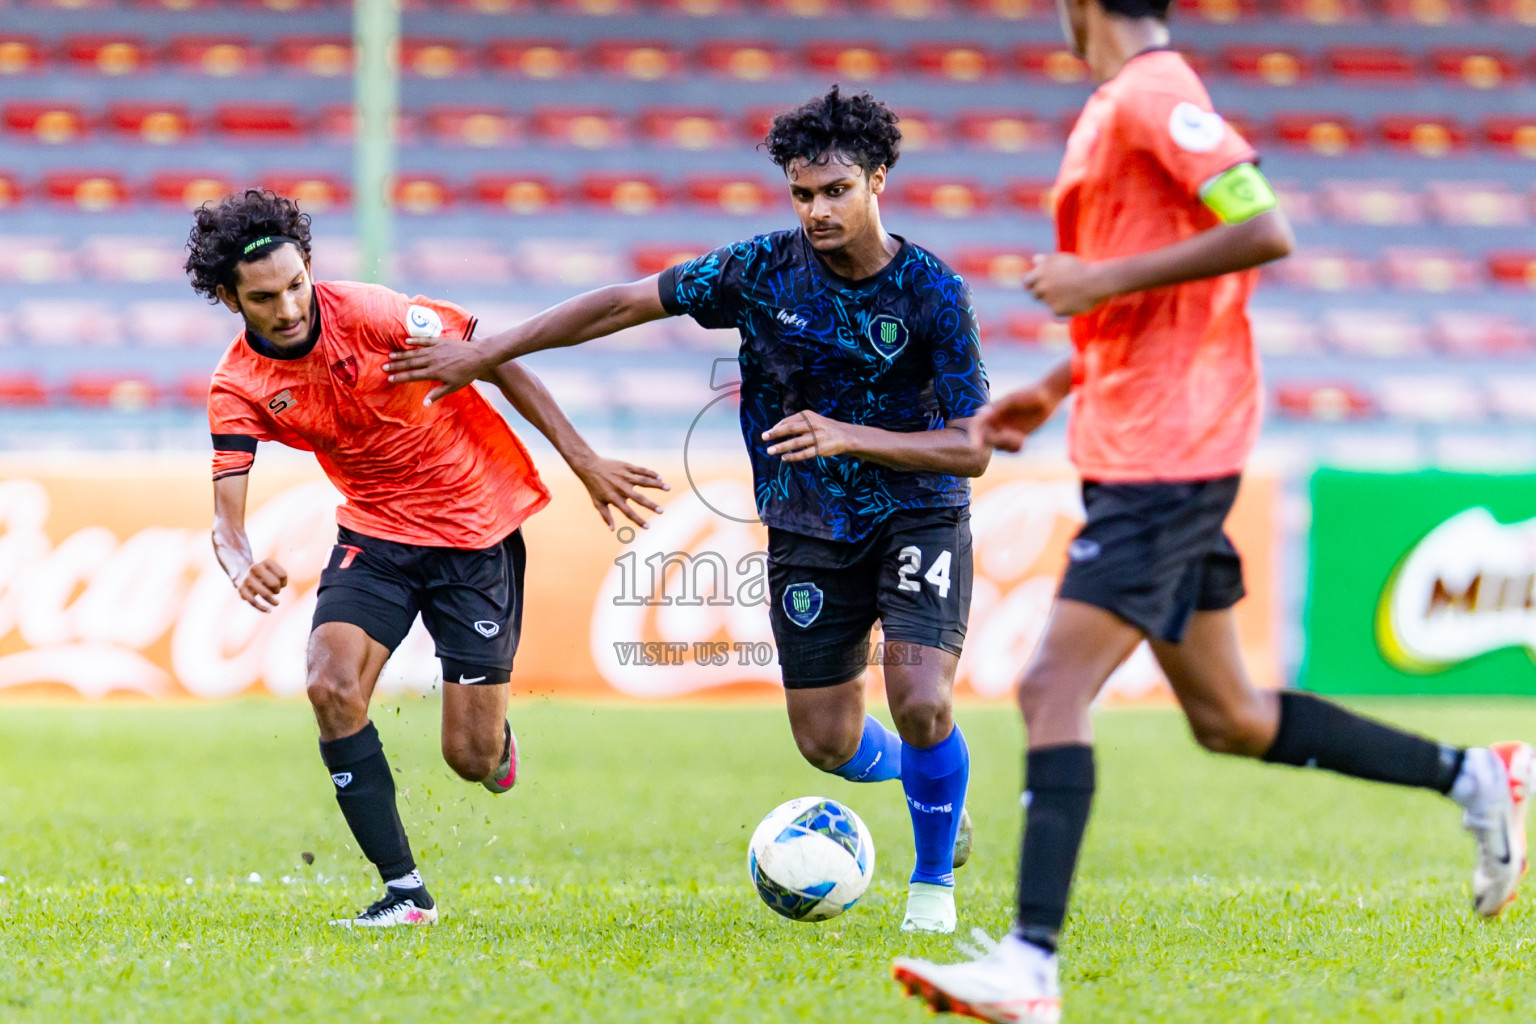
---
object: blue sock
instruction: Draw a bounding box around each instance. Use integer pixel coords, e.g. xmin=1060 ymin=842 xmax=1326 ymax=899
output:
xmin=829 ymin=715 xmax=904 ymax=783
xmin=902 ymin=726 xmax=970 ymax=887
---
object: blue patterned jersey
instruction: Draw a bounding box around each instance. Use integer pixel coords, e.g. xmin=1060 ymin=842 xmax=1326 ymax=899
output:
xmin=659 ymin=230 xmax=989 ymax=543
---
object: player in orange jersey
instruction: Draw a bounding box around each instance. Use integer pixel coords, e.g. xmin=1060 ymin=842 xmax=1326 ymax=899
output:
xmin=188 ymin=190 xmax=666 ymax=927
xmin=891 ymin=0 xmax=1532 ymax=1019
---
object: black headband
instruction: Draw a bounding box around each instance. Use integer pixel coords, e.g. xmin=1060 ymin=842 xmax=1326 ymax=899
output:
xmin=221 ymin=234 xmax=302 ymax=279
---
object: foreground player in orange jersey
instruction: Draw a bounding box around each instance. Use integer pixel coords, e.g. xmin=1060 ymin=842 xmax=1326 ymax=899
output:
xmin=891 ymin=0 xmax=1533 ymax=1018
xmin=187 ymin=189 xmax=666 ymax=927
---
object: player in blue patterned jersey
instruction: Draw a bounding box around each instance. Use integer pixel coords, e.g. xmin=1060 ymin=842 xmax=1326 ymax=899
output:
xmin=386 ymin=86 xmax=990 ymax=933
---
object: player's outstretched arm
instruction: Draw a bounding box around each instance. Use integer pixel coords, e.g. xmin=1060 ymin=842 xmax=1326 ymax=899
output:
xmin=212 ymin=474 xmax=288 ymax=613
xmin=762 ymin=411 xmax=991 ymax=477
xmin=385 ymin=277 xmax=670 ymax=405
xmin=487 ymin=361 xmax=670 ymax=531
xmin=970 ymin=358 xmax=1073 ymax=453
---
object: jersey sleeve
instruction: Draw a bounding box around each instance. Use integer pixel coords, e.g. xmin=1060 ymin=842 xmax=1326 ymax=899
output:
xmin=657 ymin=243 xmax=750 ymax=330
xmin=926 ymin=274 xmax=990 ymax=422
xmin=208 ymin=379 xmax=270 ymax=480
xmin=363 ymin=289 xmax=479 ymax=352
xmin=1118 ymin=87 xmax=1258 ymax=201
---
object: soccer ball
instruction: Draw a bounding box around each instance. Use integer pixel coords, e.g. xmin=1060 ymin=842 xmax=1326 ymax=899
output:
xmin=748 ymin=796 xmax=875 ymax=922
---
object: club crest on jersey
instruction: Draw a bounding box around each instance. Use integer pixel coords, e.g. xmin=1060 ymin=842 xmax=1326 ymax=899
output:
xmin=330 ymin=356 xmax=358 ymax=387
xmin=782 ymin=582 xmax=823 ymax=628
xmin=406 ymin=304 xmax=443 ymax=339
xmin=866 ymin=315 xmax=909 ymax=360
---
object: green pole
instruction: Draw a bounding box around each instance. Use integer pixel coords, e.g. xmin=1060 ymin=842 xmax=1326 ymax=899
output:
xmin=353 ymin=0 xmax=400 ymax=284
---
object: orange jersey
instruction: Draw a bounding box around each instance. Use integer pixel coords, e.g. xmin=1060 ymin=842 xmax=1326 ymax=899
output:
xmin=1054 ymin=50 xmax=1262 ymax=482
xmin=208 ymin=280 xmax=550 ymax=549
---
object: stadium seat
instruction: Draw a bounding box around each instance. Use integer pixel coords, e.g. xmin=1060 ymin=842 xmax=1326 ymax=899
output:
xmin=953 ymin=110 xmax=1055 ymax=152
xmin=402 ymin=239 xmax=513 ymax=283
xmin=1282 ymin=0 xmax=1369 ymax=23
xmin=1323 ymin=310 xmax=1429 ymax=357
xmin=0 ymin=173 xmax=22 ymax=209
xmin=1431 ymin=312 xmax=1532 ymax=357
xmin=697 ymin=40 xmax=792 ymax=80
xmin=652 ymin=0 xmax=744 ymax=15
xmin=0 ymin=237 xmax=76 ymax=283
xmin=1013 ymin=44 xmax=1089 ymax=83
xmin=212 ymin=104 xmax=306 ymax=141
xmin=802 ymin=42 xmax=893 ymax=81
xmin=17 ymin=300 xmax=123 ymax=347
xmin=4 ymin=102 xmax=89 ymax=144
xmin=1270 ymin=181 xmax=1317 ymax=223
xmin=1004 ymin=311 xmax=1071 ymax=349
xmin=1381 ymin=247 xmax=1481 ymax=292
xmin=0 ymin=37 xmax=49 ymax=75
xmin=966 ymin=0 xmax=1047 ymax=18
xmin=163 ymin=36 xmax=261 ymax=76
xmin=890 ymin=178 xmax=988 ymax=218
xmin=1273 ymin=113 xmax=1361 ymax=155
xmin=1377 ymin=375 xmax=1482 ymax=423
xmin=548 ymin=0 xmax=638 ymax=13
xmin=1273 ymin=382 xmax=1375 ymax=421
xmin=589 ymin=40 xmax=686 ymax=80
xmin=1271 ymin=249 xmax=1375 ymax=291
xmin=683 ymin=175 xmax=777 ymax=214
xmin=1483 ymin=117 xmax=1536 ymax=158
xmin=742 ymin=107 xmax=780 ymax=143
xmin=1379 ymin=115 xmax=1466 ymax=157
xmin=1488 ymin=377 xmax=1536 ymax=421
xmin=637 ymin=107 xmax=733 ymax=150
xmin=1173 ymin=0 xmax=1262 ymax=23
xmin=485 ymin=39 xmax=580 ymax=78
xmin=871 ymin=0 xmax=951 ymax=16
xmin=578 ymin=174 xmax=667 ymax=214
xmin=1001 ymin=179 xmax=1054 ymax=216
xmin=175 ymin=371 xmax=213 ymax=407
xmin=1487 ymin=250 xmax=1536 ymax=288
xmin=760 ymin=0 xmax=846 ymax=17
xmin=955 ymin=247 xmax=1035 ymax=288
xmin=123 ymin=301 xmax=229 ymax=347
xmin=910 ymin=43 xmax=997 ymax=81
xmin=510 ymin=239 xmax=623 ymax=287
xmin=260 ymin=174 xmax=349 ymax=210
xmin=1380 ymin=0 xmax=1470 ymax=22
xmin=1249 ymin=309 xmax=1323 ymax=355
xmin=401 ymin=39 xmax=475 ymax=77
xmin=422 ymin=106 xmax=520 ymax=147
xmin=62 ymin=36 xmax=151 ymax=75
xmin=79 ymin=235 xmax=184 ymax=283
xmin=1324 ymin=46 xmax=1417 ymax=82
xmin=891 ymin=110 xmax=945 ymax=151
xmin=1425 ymin=181 xmax=1527 ymax=226
xmin=1429 ymin=48 xmax=1518 ymax=89
xmin=470 ymin=175 xmax=560 ymax=213
xmin=1220 ymin=45 xmax=1313 ymax=86
xmin=1485 ymin=0 xmax=1536 ymax=23
xmin=530 ymin=107 xmax=626 ymax=148
xmin=395 ymin=176 xmax=454 ymax=214
xmin=1318 ymin=180 xmax=1423 ymax=225
xmin=107 ymin=103 xmax=194 ymax=145
xmin=66 ymin=373 xmax=160 ymax=410
xmin=271 ymin=37 xmax=352 ymax=76
xmin=42 ymin=171 xmax=129 ymax=212
xmin=632 ymin=244 xmax=710 ymax=276
xmin=0 ymin=374 xmax=48 ymax=407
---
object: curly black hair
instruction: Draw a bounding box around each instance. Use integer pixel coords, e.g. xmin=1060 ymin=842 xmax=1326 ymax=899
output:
xmin=184 ymin=188 xmax=313 ymax=301
xmin=763 ymin=85 xmax=902 ymax=177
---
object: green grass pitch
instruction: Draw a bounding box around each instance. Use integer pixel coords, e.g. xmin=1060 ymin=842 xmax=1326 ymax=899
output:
xmin=2 ymin=697 xmax=1535 ymax=1022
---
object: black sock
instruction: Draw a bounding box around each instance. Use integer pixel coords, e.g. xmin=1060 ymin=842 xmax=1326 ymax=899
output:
xmin=1262 ymin=691 xmax=1463 ymax=793
xmin=319 ymin=721 xmax=417 ymax=883
xmin=1013 ymin=744 xmax=1096 ymax=954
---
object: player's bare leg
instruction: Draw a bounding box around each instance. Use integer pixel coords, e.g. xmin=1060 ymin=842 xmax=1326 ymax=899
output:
xmin=441 ymin=680 xmax=518 ymax=793
xmin=1154 ymin=609 xmax=1534 ymax=917
xmin=308 ymin=622 xmax=437 ymax=927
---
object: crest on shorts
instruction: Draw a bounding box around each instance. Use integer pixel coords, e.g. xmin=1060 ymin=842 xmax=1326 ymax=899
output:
xmin=330 ymin=356 xmax=358 ymax=387
xmin=866 ymin=315 xmax=909 ymax=360
xmin=782 ymin=582 xmax=823 ymax=628
xmin=474 ymin=620 xmax=501 ymax=638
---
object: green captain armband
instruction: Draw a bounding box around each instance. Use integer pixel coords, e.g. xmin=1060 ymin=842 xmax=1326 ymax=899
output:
xmin=1199 ymin=163 xmax=1278 ymax=224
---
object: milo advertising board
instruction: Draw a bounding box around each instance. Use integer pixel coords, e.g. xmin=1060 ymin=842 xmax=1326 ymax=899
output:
xmin=1303 ymin=471 xmax=1536 ymax=695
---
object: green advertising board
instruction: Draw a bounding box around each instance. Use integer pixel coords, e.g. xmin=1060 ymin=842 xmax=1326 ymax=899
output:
xmin=1302 ymin=470 xmax=1536 ymax=695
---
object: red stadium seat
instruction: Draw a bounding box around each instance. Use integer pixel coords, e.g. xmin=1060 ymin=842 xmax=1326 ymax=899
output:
xmin=1325 ymin=47 xmax=1417 ymax=82
xmin=107 ymin=103 xmax=194 ymax=145
xmin=871 ymin=0 xmax=951 ymax=16
xmin=653 ymin=0 xmax=743 ymax=14
xmin=176 ymin=372 xmax=213 ymax=407
xmin=401 ymin=39 xmax=475 ymax=77
xmin=0 ymin=374 xmax=47 ymax=407
xmin=1429 ymin=49 xmax=1517 ymax=89
xmin=246 ymin=0 xmax=332 ymax=10
xmin=164 ymin=36 xmax=261 ymax=77
xmin=1274 ymin=383 xmax=1375 ymax=421
xmin=578 ymin=174 xmax=667 ymax=214
xmin=43 ymin=171 xmax=129 ymax=211
xmin=133 ymin=0 xmax=221 ymax=9
xmin=589 ymin=40 xmax=686 ymax=80
xmin=1270 ymin=181 xmax=1317 ymax=223
xmin=890 ymin=178 xmax=988 ymax=218
xmin=1380 ymin=0 xmax=1469 ymax=22
xmin=1426 ymin=181 xmax=1527 ymax=227
xmin=402 ymin=239 xmax=513 ymax=283
xmin=1281 ymin=0 xmax=1368 ymax=23
xmin=1488 ymin=250 xmax=1536 ymax=288
xmin=149 ymin=172 xmax=236 ymax=209
xmin=1317 ymin=180 xmax=1424 ymax=226
xmin=1220 ymin=46 xmax=1313 ymax=86
xmin=485 ymin=40 xmax=580 ymax=78
xmin=953 ymin=111 xmax=1055 ymax=152
xmin=262 ymin=174 xmax=349 ymax=210
xmin=895 ymin=111 xmax=946 ymax=151
xmin=1013 ymin=45 xmax=1089 ymax=83
xmin=1173 ymin=0 xmax=1261 ymax=22
xmin=0 ymin=237 xmax=75 ymax=282
xmin=1004 ymin=311 xmax=1071 ymax=349
xmin=637 ymin=107 xmax=733 ymax=150
xmin=1483 ymin=0 xmax=1536 ymax=23
xmin=0 ymin=37 xmax=49 ymax=75
xmin=470 ymin=176 xmax=560 ymax=213
xmin=422 ymin=106 xmax=520 ymax=147
xmin=697 ymin=40 xmax=791 ymax=80
xmin=440 ymin=0 xmax=535 ymax=10
xmin=683 ymin=176 xmax=777 ymax=215
xmin=67 ymin=374 xmax=159 ymax=409
xmin=1271 ymin=249 xmax=1375 ymax=291
xmin=760 ymin=0 xmax=846 ymax=16
xmin=633 ymin=244 xmax=711 ymax=276
xmin=1484 ymin=117 xmax=1536 ymax=158
xmin=1250 ymin=310 xmax=1323 ymax=355
xmin=1324 ymin=310 xmax=1429 ymax=357
xmin=955 ymin=247 xmax=1037 ymax=288
xmin=1001 ymin=179 xmax=1055 ymax=216
xmin=123 ymin=301 xmax=228 ymax=346
xmin=910 ymin=43 xmax=997 ymax=82
xmin=1432 ymin=312 xmax=1532 ymax=357
xmin=1381 ymin=247 xmax=1481 ymax=292
xmin=4 ymin=102 xmax=89 ymax=144
xmin=395 ymin=176 xmax=454 ymax=214
xmin=1273 ymin=113 xmax=1361 ymax=155
xmin=0 ymin=172 xmax=22 ymax=209
xmin=212 ymin=104 xmax=306 ymax=141
xmin=530 ymin=107 xmax=625 ymax=149
xmin=272 ymin=37 xmax=352 ymax=77
xmin=742 ymin=108 xmax=781 ymax=143
xmin=1377 ymin=376 xmax=1482 ymax=423
xmin=964 ymin=0 xmax=1046 ymax=16
xmin=803 ymin=42 xmax=893 ymax=81
xmin=547 ymin=0 xmax=638 ymax=12
xmin=62 ymin=36 xmax=151 ymax=75
xmin=1379 ymin=115 xmax=1466 ymax=157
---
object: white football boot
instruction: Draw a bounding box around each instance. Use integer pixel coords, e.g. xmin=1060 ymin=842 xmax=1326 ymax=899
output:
xmin=902 ymin=882 xmax=958 ymax=934
xmin=331 ymin=886 xmax=439 ymax=928
xmin=1459 ymin=742 xmax=1534 ymax=917
xmin=894 ymin=931 xmax=1062 ymax=1024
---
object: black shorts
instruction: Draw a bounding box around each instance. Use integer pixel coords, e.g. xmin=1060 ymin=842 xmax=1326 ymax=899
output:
xmin=311 ymin=525 xmax=526 ymax=685
xmin=1058 ymin=475 xmax=1245 ymax=644
xmin=767 ymin=506 xmax=972 ymax=689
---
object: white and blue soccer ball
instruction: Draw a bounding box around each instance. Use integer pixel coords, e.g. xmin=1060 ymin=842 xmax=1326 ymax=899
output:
xmin=748 ymin=796 xmax=875 ymax=922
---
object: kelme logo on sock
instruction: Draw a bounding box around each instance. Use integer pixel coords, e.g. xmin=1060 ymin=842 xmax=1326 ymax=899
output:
xmin=330 ymin=772 xmax=353 ymax=788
